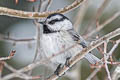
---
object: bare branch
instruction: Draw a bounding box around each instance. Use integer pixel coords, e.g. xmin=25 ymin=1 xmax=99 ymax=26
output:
xmin=84 ymin=12 xmax=120 ymax=39
xmin=112 ymin=65 xmax=120 ymax=80
xmin=0 ymin=50 xmax=16 ymax=61
xmin=0 ymin=61 xmax=4 ymax=79
xmin=44 ymin=0 xmax=52 ymax=11
xmin=0 ymin=0 xmax=85 ymax=19
xmin=86 ymin=68 xmax=101 ymax=80
xmin=86 ymin=39 xmax=120 ymax=80
xmin=26 ymin=0 xmax=44 ymax=78
xmin=103 ymin=42 xmax=112 ymax=80
xmin=83 ymin=0 xmax=111 ymax=39
xmin=3 ymin=62 xmax=41 ymax=80
xmin=0 ymin=34 xmax=35 ymax=43
xmin=74 ymin=0 xmax=88 ymax=32
xmin=38 ymin=0 xmax=43 ymax=12
xmin=3 ymin=37 xmax=35 ymax=43
xmin=47 ymin=28 xmax=120 ymax=80
xmin=2 ymin=27 xmax=120 ymax=80
xmin=95 ymin=0 xmax=111 ymax=27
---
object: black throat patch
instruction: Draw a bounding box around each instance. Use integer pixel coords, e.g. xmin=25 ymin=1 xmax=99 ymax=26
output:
xmin=43 ymin=24 xmax=60 ymax=34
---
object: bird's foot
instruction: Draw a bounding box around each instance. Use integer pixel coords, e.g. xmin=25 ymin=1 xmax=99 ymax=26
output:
xmin=65 ymin=57 xmax=71 ymax=67
xmin=54 ymin=64 xmax=62 ymax=76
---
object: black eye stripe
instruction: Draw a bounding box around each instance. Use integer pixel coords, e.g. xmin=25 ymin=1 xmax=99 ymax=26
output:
xmin=48 ymin=19 xmax=59 ymax=24
xmin=48 ymin=18 xmax=65 ymax=24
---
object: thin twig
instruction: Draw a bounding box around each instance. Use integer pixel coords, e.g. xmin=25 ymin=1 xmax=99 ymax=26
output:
xmin=83 ymin=0 xmax=111 ymax=39
xmin=0 ymin=50 xmax=16 ymax=61
xmin=84 ymin=11 xmax=120 ymax=39
xmin=74 ymin=0 xmax=88 ymax=32
xmin=86 ymin=68 xmax=101 ymax=80
xmin=0 ymin=34 xmax=35 ymax=43
xmin=44 ymin=0 xmax=52 ymax=11
xmin=38 ymin=0 xmax=43 ymax=12
xmin=0 ymin=61 xmax=4 ymax=79
xmin=4 ymin=62 xmax=41 ymax=80
xmin=104 ymin=56 xmax=112 ymax=80
xmin=27 ymin=0 xmax=43 ymax=78
xmin=86 ymin=39 xmax=120 ymax=80
xmin=112 ymin=65 xmax=120 ymax=80
xmin=103 ymin=42 xmax=112 ymax=80
xmin=3 ymin=37 xmax=35 ymax=43
xmin=95 ymin=0 xmax=111 ymax=27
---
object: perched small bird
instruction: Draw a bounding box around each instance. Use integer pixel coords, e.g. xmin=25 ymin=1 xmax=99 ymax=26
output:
xmin=38 ymin=13 xmax=100 ymax=74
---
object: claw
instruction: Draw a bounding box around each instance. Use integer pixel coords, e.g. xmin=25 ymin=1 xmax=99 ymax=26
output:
xmin=54 ymin=57 xmax=71 ymax=76
xmin=54 ymin=64 xmax=62 ymax=76
xmin=65 ymin=57 xmax=71 ymax=67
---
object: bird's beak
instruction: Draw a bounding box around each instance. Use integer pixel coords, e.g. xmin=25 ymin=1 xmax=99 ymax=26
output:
xmin=39 ymin=21 xmax=45 ymax=25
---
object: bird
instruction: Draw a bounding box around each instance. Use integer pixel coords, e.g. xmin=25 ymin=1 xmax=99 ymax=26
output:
xmin=38 ymin=13 xmax=100 ymax=75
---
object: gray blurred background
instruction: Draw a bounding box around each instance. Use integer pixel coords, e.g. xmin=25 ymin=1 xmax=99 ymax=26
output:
xmin=0 ymin=0 xmax=120 ymax=80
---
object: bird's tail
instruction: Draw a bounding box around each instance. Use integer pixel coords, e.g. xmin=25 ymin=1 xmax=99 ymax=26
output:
xmin=84 ymin=53 xmax=101 ymax=64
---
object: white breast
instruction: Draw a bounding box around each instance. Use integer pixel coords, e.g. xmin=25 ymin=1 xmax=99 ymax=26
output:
xmin=40 ymin=31 xmax=83 ymax=65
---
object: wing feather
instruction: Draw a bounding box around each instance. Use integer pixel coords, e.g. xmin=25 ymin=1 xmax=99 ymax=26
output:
xmin=68 ymin=29 xmax=101 ymax=64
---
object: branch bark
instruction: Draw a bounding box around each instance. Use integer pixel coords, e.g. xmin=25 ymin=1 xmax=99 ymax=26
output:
xmin=0 ymin=0 xmax=85 ymax=19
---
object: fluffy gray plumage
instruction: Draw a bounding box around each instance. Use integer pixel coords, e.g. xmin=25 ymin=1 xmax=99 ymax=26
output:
xmin=39 ymin=13 xmax=100 ymax=66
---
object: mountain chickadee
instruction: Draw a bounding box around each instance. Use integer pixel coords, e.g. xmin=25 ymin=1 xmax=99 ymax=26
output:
xmin=39 ymin=13 xmax=100 ymax=75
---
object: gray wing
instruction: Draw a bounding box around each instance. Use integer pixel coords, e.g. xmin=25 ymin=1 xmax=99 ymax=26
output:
xmin=68 ymin=29 xmax=101 ymax=64
xmin=67 ymin=29 xmax=87 ymax=47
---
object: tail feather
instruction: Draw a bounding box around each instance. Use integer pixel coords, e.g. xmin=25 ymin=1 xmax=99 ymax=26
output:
xmin=84 ymin=53 xmax=101 ymax=64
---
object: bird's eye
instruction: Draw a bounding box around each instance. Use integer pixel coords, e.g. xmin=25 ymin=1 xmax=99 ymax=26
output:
xmin=48 ymin=20 xmax=56 ymax=24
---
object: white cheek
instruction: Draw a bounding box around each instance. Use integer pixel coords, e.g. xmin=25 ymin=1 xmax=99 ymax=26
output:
xmin=61 ymin=20 xmax=73 ymax=30
xmin=54 ymin=24 xmax=62 ymax=30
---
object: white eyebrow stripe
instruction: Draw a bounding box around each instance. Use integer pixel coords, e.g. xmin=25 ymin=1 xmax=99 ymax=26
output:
xmin=47 ymin=15 xmax=62 ymax=22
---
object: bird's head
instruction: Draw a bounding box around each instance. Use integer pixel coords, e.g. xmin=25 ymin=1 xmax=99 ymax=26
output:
xmin=39 ymin=13 xmax=73 ymax=33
